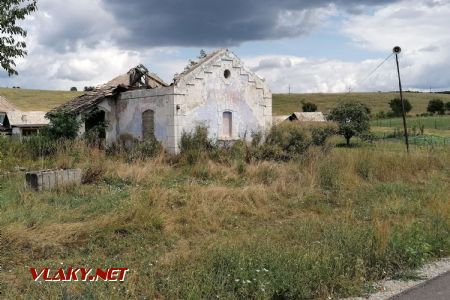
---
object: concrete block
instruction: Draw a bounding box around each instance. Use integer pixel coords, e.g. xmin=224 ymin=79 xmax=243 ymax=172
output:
xmin=25 ymin=169 xmax=82 ymax=191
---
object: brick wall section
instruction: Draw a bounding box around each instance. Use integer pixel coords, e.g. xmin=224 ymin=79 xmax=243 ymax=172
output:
xmin=25 ymin=169 xmax=82 ymax=191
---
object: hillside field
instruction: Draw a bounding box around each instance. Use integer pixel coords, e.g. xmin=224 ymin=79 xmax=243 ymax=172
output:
xmin=2 ymin=87 xmax=450 ymax=116
xmin=273 ymin=92 xmax=450 ymax=116
xmin=0 ymin=87 xmax=82 ymax=111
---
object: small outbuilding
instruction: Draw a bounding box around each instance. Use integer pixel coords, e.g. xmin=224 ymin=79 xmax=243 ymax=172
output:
xmin=288 ymin=112 xmax=327 ymax=122
xmin=1 ymin=111 xmax=49 ymax=137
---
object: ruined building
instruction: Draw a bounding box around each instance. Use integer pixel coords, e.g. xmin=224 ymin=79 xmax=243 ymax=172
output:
xmin=54 ymin=49 xmax=272 ymax=153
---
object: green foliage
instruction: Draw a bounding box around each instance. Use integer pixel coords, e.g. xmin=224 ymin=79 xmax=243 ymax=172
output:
xmin=106 ymin=135 xmax=162 ymax=163
xmin=127 ymin=139 xmax=162 ymax=162
xmin=83 ymin=108 xmax=109 ymax=146
xmin=301 ymin=100 xmax=318 ymax=112
xmin=41 ymin=109 xmax=81 ymax=140
xmin=445 ymin=101 xmax=450 ymax=113
xmin=427 ymin=99 xmax=445 ymax=115
xmin=309 ymin=123 xmax=337 ymax=146
xmin=389 ymin=98 xmax=412 ymax=117
xmin=328 ymin=102 xmax=371 ymax=146
xmin=70 ymin=87 xmax=78 ymax=92
xmin=179 ymin=126 xmax=216 ymax=164
xmin=0 ymin=0 xmax=37 ymax=76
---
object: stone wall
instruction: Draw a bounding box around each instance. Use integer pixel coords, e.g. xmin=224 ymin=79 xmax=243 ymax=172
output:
xmin=25 ymin=169 xmax=82 ymax=191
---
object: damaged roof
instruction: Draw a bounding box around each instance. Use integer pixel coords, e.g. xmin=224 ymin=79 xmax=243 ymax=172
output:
xmin=53 ymin=65 xmax=168 ymax=115
xmin=5 ymin=111 xmax=49 ymax=127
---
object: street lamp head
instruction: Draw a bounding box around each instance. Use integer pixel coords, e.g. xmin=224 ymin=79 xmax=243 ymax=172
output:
xmin=393 ymin=46 xmax=402 ymax=54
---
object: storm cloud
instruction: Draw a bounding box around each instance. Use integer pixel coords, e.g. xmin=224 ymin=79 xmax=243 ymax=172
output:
xmin=36 ymin=0 xmax=402 ymax=50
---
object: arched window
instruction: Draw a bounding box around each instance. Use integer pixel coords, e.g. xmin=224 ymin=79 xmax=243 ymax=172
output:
xmin=223 ymin=111 xmax=232 ymax=138
xmin=142 ymin=109 xmax=155 ymax=140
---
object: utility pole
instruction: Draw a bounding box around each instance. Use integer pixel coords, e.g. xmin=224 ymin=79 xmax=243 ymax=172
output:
xmin=393 ymin=46 xmax=409 ymax=153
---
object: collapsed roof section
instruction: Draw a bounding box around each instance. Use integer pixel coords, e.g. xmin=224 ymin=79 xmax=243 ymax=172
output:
xmin=52 ymin=65 xmax=168 ymax=115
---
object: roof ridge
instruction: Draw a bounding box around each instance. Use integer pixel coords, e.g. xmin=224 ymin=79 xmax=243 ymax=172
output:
xmin=173 ymin=49 xmax=227 ymax=84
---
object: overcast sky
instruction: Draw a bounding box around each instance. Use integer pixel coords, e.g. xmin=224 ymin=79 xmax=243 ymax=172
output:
xmin=1 ymin=0 xmax=449 ymax=93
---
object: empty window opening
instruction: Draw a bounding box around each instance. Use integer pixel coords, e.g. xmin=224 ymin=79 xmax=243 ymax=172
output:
xmin=223 ymin=111 xmax=232 ymax=138
xmin=224 ymin=69 xmax=231 ymax=79
xmin=85 ymin=109 xmax=106 ymax=139
xmin=142 ymin=109 xmax=155 ymax=140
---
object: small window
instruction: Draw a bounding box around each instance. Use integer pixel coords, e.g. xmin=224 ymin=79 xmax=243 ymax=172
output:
xmin=224 ymin=69 xmax=231 ymax=79
xmin=142 ymin=109 xmax=155 ymax=140
xmin=223 ymin=112 xmax=232 ymax=138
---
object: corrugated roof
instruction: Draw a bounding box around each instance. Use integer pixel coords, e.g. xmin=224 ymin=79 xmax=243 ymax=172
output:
xmin=6 ymin=111 xmax=49 ymax=127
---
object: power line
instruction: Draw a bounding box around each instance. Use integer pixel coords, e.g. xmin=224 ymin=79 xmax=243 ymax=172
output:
xmin=348 ymin=52 xmax=395 ymax=93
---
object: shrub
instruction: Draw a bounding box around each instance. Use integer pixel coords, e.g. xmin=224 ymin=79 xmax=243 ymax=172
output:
xmin=179 ymin=126 xmax=216 ymax=164
xmin=265 ymin=122 xmax=312 ymax=159
xmin=427 ymin=99 xmax=445 ymax=115
xmin=389 ymin=98 xmax=412 ymax=117
xmin=82 ymin=162 xmax=106 ymax=184
xmin=41 ymin=109 xmax=81 ymax=140
xmin=309 ymin=123 xmax=337 ymax=146
xmin=301 ymin=101 xmax=318 ymax=112
xmin=127 ymin=139 xmax=162 ymax=162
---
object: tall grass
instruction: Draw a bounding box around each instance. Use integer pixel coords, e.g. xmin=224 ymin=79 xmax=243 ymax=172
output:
xmin=0 ymin=133 xmax=448 ymax=299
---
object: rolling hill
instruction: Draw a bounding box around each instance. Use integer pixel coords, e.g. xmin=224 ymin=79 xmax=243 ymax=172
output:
xmin=273 ymin=92 xmax=450 ymax=116
xmin=1 ymin=87 xmax=449 ymax=116
xmin=0 ymin=87 xmax=82 ymax=111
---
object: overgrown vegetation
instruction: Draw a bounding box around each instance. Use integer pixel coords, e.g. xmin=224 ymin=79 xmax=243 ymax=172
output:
xmin=0 ymin=123 xmax=448 ymax=299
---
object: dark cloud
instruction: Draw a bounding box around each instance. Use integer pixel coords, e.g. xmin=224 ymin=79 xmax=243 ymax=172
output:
xmin=101 ymin=0 xmax=399 ymax=48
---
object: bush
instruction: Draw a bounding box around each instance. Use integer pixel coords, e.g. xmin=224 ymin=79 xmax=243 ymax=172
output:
xmin=179 ymin=126 xmax=216 ymax=164
xmin=127 ymin=139 xmax=162 ymax=162
xmin=427 ymin=99 xmax=445 ymax=115
xmin=302 ymin=101 xmax=318 ymax=112
xmin=309 ymin=123 xmax=337 ymax=146
xmin=41 ymin=109 xmax=81 ymax=141
xmin=389 ymin=98 xmax=412 ymax=117
xmin=265 ymin=122 xmax=312 ymax=159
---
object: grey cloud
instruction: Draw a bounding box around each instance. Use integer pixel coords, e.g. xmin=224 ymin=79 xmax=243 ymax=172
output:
xmin=104 ymin=0 xmax=401 ymax=48
xmin=33 ymin=0 xmax=402 ymax=51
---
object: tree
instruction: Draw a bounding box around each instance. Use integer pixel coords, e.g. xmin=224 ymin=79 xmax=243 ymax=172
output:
xmin=42 ymin=109 xmax=81 ymax=140
xmin=84 ymin=86 xmax=95 ymax=92
xmin=445 ymin=101 xmax=450 ymax=114
xmin=0 ymin=0 xmax=37 ymax=76
xmin=70 ymin=87 xmax=78 ymax=92
xmin=389 ymin=98 xmax=412 ymax=117
xmin=301 ymin=100 xmax=318 ymax=112
xmin=427 ymin=99 xmax=445 ymax=115
xmin=328 ymin=102 xmax=371 ymax=146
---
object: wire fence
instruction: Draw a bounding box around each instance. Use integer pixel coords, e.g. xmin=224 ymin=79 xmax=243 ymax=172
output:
xmin=378 ymin=133 xmax=450 ymax=146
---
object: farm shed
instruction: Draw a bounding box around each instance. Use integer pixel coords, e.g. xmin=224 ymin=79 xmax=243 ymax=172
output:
xmin=289 ymin=112 xmax=327 ymax=122
xmin=1 ymin=111 xmax=49 ymax=137
xmin=55 ymin=49 xmax=272 ymax=154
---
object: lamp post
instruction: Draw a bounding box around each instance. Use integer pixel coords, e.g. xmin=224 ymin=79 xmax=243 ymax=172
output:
xmin=393 ymin=46 xmax=409 ymax=153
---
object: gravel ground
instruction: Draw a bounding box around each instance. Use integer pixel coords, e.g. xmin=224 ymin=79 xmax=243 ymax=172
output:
xmin=344 ymin=257 xmax=450 ymax=300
